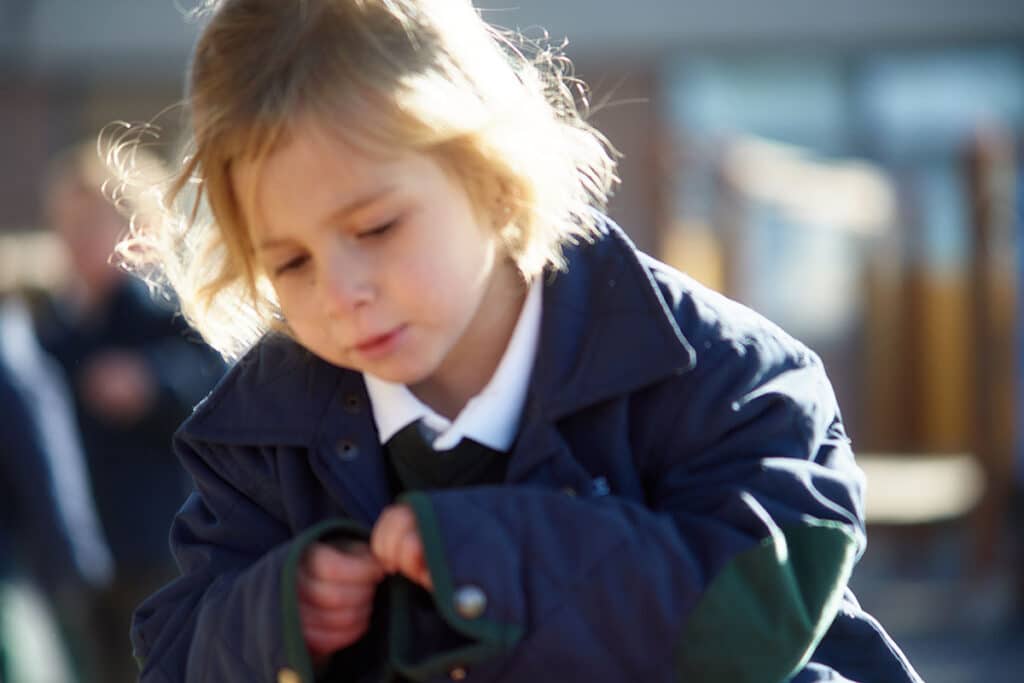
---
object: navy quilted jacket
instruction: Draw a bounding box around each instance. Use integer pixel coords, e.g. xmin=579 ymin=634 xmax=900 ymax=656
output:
xmin=132 ymin=222 xmax=922 ymax=683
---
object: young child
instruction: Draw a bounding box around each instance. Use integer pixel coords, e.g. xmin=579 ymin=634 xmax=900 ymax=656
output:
xmin=121 ymin=1 xmax=923 ymax=681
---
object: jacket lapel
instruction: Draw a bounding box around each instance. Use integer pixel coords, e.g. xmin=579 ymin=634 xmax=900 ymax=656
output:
xmin=506 ymin=220 xmax=697 ymax=481
xmin=309 ymin=372 xmax=392 ymax=526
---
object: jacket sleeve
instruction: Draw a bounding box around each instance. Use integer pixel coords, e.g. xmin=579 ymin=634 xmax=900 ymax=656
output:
xmin=393 ymin=339 xmax=866 ymax=683
xmin=130 ymin=436 xmax=370 ymax=683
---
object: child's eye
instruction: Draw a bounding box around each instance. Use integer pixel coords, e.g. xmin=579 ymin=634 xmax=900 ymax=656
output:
xmin=274 ymin=254 xmax=309 ymax=276
xmin=358 ymin=220 xmax=397 ymax=239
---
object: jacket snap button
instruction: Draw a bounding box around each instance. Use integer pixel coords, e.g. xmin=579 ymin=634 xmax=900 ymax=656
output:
xmin=342 ymin=393 xmax=361 ymax=414
xmin=336 ymin=439 xmax=359 ymax=461
xmin=277 ymin=668 xmax=301 ymax=683
xmin=448 ymin=666 xmax=468 ymax=680
xmin=453 ymin=584 xmax=487 ymax=619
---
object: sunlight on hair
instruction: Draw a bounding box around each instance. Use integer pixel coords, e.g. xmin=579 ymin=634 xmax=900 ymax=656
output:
xmin=110 ymin=0 xmax=619 ymax=361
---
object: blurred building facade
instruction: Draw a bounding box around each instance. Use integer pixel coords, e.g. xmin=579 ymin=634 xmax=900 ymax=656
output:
xmin=4 ymin=1 xmax=1023 ymax=236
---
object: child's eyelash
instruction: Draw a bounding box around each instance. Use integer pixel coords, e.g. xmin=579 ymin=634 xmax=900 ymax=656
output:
xmin=273 ymin=219 xmax=397 ymax=276
xmin=359 ymin=220 xmax=397 ymax=238
xmin=275 ymin=254 xmax=309 ymax=275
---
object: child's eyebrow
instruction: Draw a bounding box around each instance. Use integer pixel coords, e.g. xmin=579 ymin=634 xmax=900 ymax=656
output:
xmin=321 ymin=186 xmax=397 ymax=229
xmin=256 ymin=238 xmax=296 ymax=252
xmin=256 ymin=186 xmax=397 ymax=251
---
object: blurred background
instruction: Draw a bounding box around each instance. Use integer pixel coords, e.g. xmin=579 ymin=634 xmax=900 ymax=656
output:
xmin=1 ymin=1 xmax=1023 ymax=681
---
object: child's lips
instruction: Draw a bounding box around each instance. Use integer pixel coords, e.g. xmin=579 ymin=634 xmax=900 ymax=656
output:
xmin=354 ymin=325 xmax=406 ymax=357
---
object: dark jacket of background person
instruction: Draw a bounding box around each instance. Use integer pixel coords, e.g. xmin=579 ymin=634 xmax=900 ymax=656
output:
xmin=0 ymin=297 xmax=114 ymax=683
xmin=33 ymin=278 xmax=223 ymax=576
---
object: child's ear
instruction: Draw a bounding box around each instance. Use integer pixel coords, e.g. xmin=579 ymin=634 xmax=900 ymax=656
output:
xmin=491 ymin=197 xmax=513 ymax=229
xmin=488 ymin=177 xmax=519 ymax=228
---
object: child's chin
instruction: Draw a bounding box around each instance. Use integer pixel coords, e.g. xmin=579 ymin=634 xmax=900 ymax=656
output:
xmin=363 ymin=359 xmax=435 ymax=386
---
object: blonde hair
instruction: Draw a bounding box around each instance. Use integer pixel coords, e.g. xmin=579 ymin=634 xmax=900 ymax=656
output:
xmin=113 ymin=0 xmax=618 ymax=360
xmin=47 ymin=140 xmax=165 ymax=229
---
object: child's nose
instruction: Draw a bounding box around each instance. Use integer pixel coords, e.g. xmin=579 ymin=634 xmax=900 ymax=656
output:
xmin=319 ymin=250 xmax=373 ymax=315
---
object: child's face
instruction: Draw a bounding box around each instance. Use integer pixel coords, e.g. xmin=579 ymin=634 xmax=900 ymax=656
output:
xmin=232 ymin=120 xmax=518 ymax=393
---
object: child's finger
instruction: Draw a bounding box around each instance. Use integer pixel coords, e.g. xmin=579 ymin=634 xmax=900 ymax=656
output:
xmin=297 ymin=571 xmax=378 ymax=610
xmin=303 ymin=542 xmax=385 ymax=584
xmin=369 ymin=508 xmax=400 ymax=573
xmin=303 ymin=623 xmax=368 ymax=656
xmin=370 ymin=504 xmax=417 ymax=574
xmin=299 ymin=602 xmax=373 ymax=632
xmin=396 ymin=530 xmax=432 ymax=590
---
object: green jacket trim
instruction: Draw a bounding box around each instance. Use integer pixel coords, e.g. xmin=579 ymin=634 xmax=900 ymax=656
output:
xmin=675 ymin=519 xmax=859 ymax=683
xmin=392 ymin=492 xmax=524 ymax=680
xmin=280 ymin=517 xmax=372 ymax=683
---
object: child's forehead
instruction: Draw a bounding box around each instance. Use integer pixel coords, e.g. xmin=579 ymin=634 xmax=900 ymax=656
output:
xmin=229 ymin=123 xmax=437 ymax=238
xmin=230 ymin=117 xmax=405 ymax=192
xmin=234 ymin=113 xmax=405 ymax=170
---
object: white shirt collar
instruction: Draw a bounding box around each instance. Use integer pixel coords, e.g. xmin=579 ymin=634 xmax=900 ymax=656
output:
xmin=363 ymin=278 xmax=542 ymax=452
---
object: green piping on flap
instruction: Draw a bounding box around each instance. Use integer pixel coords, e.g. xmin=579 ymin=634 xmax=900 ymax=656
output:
xmin=281 ymin=518 xmax=372 ymax=683
xmin=675 ymin=520 xmax=858 ymax=683
xmin=391 ymin=492 xmax=523 ymax=680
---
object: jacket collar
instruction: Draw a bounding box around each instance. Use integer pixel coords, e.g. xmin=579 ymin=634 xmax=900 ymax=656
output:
xmin=504 ymin=219 xmax=696 ymax=483
xmin=181 ymin=218 xmax=695 ymax=448
xmin=528 ymin=219 xmax=695 ymax=421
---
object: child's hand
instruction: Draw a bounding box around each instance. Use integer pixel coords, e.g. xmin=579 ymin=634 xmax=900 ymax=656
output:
xmin=371 ymin=504 xmax=433 ymax=590
xmin=297 ymin=541 xmax=385 ymax=662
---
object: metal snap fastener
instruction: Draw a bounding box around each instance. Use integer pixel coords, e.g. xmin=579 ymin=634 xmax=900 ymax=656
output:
xmin=277 ymin=668 xmax=301 ymax=683
xmin=448 ymin=666 xmax=468 ymax=681
xmin=453 ymin=584 xmax=487 ymax=619
xmin=336 ymin=438 xmax=359 ymax=461
xmin=342 ymin=393 xmax=361 ymax=414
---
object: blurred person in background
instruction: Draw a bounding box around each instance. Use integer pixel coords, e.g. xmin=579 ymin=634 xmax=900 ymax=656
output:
xmin=0 ymin=293 xmax=113 ymax=683
xmin=31 ymin=141 xmax=224 ymax=683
